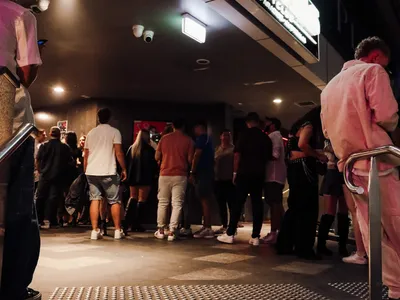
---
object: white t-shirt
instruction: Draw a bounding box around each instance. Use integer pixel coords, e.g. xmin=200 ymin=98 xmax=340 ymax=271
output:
xmin=265 ymin=131 xmax=287 ymax=184
xmin=85 ymin=124 xmax=122 ymax=176
xmin=13 ymin=85 xmax=34 ymax=133
xmin=0 ymin=0 xmax=42 ymax=78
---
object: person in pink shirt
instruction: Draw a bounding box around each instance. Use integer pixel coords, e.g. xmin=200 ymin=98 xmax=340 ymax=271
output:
xmin=321 ymin=37 xmax=400 ymax=300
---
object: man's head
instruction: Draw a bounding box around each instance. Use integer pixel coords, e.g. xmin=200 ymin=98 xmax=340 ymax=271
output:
xmin=172 ymin=119 xmax=185 ymax=131
xmin=97 ymin=108 xmax=111 ymax=124
xmin=245 ymin=112 xmax=260 ymax=128
xmin=266 ymin=117 xmax=281 ymax=133
xmin=50 ymin=126 xmax=61 ymax=140
xmin=220 ymin=129 xmax=232 ymax=145
xmin=194 ymin=121 xmax=207 ymax=137
xmin=355 ymin=37 xmax=391 ymax=68
xmin=36 ymin=129 xmax=46 ymax=143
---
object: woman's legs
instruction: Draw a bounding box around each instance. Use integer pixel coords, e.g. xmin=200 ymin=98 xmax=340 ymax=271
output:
xmin=317 ymin=195 xmax=337 ymax=255
xmin=134 ymin=186 xmax=151 ymax=231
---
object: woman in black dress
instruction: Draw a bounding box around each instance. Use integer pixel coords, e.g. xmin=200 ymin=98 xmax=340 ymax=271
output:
xmin=124 ymin=129 xmax=158 ymax=232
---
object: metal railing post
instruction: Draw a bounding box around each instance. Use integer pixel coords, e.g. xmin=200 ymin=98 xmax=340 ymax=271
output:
xmin=368 ymin=156 xmax=382 ymax=300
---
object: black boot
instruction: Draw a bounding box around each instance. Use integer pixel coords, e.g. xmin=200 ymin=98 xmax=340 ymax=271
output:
xmin=317 ymin=214 xmax=335 ymax=256
xmin=337 ymin=213 xmax=350 ymax=257
xmin=123 ymin=198 xmax=137 ymax=235
xmin=101 ymin=219 xmax=108 ymax=236
xmin=132 ymin=201 xmax=146 ymax=232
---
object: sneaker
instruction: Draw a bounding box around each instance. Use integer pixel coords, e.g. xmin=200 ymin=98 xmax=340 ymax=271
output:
xmin=90 ymin=229 xmax=103 ymax=240
xmin=217 ymin=233 xmax=234 ymax=244
xmin=154 ymin=229 xmax=165 ymax=240
xmin=179 ymin=228 xmax=193 ymax=238
xmin=25 ymin=288 xmax=41 ymax=300
xmin=114 ymin=229 xmax=124 ymax=240
xmin=342 ymin=252 xmax=368 ymax=265
xmin=249 ymin=237 xmax=260 ymax=246
xmin=261 ymin=232 xmax=277 ymax=244
xmin=193 ymin=227 xmax=215 ymax=239
xmin=214 ymin=226 xmax=227 ymax=235
xmin=41 ymin=220 xmax=50 ymax=230
xmin=168 ymin=233 xmax=176 ymax=242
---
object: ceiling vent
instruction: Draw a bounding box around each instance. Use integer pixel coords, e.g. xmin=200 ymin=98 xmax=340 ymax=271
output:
xmin=295 ymin=101 xmax=316 ymax=108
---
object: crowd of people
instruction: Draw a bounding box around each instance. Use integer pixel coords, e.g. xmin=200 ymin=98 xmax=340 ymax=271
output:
xmin=2 ymin=0 xmax=400 ymax=297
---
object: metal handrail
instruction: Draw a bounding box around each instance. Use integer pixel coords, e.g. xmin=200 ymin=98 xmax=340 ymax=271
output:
xmin=343 ymin=145 xmax=400 ymax=194
xmin=343 ymin=145 xmax=400 ymax=300
xmin=0 ymin=123 xmax=38 ymax=164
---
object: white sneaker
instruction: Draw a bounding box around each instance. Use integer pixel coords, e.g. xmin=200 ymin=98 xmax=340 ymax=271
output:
xmin=193 ymin=227 xmax=215 ymax=239
xmin=154 ymin=230 xmax=165 ymax=240
xmin=41 ymin=220 xmax=50 ymax=230
xmin=90 ymin=229 xmax=103 ymax=240
xmin=261 ymin=232 xmax=278 ymax=244
xmin=217 ymin=233 xmax=234 ymax=244
xmin=249 ymin=237 xmax=260 ymax=246
xmin=168 ymin=233 xmax=176 ymax=242
xmin=342 ymin=252 xmax=368 ymax=265
xmin=114 ymin=229 xmax=124 ymax=240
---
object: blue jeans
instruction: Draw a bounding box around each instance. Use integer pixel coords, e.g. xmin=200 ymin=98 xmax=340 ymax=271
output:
xmin=1 ymin=137 xmax=40 ymax=299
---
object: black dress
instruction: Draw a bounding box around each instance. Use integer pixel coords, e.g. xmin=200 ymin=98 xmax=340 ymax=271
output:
xmin=126 ymin=143 xmax=158 ymax=187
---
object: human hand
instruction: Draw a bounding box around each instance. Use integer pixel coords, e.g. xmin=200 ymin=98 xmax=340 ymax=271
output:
xmin=120 ymin=170 xmax=127 ymax=182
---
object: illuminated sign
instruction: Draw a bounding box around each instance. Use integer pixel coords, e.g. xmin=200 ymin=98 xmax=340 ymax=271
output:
xmin=256 ymin=0 xmax=320 ymax=60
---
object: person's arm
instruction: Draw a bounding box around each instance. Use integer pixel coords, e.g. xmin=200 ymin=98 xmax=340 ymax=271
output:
xmin=298 ymin=125 xmax=327 ymax=162
xmin=15 ymin=11 xmax=42 ymax=88
xmin=83 ymin=149 xmax=89 ymax=173
xmin=155 ymin=138 xmax=163 ymax=162
xmin=367 ymin=66 xmax=399 ymax=132
xmin=270 ymin=134 xmax=280 ymax=160
xmin=113 ymin=130 xmax=127 ymax=181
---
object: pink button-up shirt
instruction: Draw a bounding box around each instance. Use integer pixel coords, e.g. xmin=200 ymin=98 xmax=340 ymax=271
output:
xmin=321 ymin=60 xmax=398 ymax=172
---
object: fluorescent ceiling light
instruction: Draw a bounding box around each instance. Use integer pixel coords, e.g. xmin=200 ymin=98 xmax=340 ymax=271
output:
xmin=53 ymin=86 xmax=65 ymax=94
xmin=182 ymin=14 xmax=206 ymax=44
xmin=273 ymin=98 xmax=282 ymax=104
xmin=35 ymin=112 xmax=51 ymax=121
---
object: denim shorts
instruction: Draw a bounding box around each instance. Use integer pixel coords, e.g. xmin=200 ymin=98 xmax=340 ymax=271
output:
xmin=86 ymin=175 xmax=121 ymax=204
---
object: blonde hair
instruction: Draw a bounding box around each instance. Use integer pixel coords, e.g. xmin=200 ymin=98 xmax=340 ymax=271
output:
xmin=131 ymin=129 xmax=150 ymax=158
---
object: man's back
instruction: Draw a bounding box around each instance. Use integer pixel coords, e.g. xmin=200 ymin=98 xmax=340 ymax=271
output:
xmin=321 ymin=60 xmax=398 ymax=171
xmin=37 ymin=139 xmax=71 ymax=181
xmin=236 ymin=127 xmax=272 ymax=177
xmin=85 ymin=124 xmax=122 ymax=176
xmin=0 ymin=0 xmax=41 ymax=77
xmin=158 ymin=131 xmax=194 ymax=177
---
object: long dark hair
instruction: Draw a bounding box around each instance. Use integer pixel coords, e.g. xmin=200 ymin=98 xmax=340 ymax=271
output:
xmin=65 ymin=131 xmax=78 ymax=149
xmin=290 ymin=106 xmax=324 ymax=149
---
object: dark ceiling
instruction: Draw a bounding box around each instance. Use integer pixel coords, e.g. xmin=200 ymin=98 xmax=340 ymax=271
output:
xmin=32 ymin=0 xmax=322 ymax=127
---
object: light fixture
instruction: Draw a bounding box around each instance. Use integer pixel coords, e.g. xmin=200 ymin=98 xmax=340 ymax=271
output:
xmin=53 ymin=86 xmax=65 ymax=94
xmin=35 ymin=112 xmax=51 ymax=121
xmin=273 ymin=98 xmax=282 ymax=104
xmin=238 ymin=102 xmax=243 ymax=106
xmin=182 ymin=14 xmax=206 ymax=44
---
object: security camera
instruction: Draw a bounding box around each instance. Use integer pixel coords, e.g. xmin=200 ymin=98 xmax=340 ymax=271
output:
xmin=143 ymin=30 xmax=154 ymax=43
xmin=132 ymin=25 xmax=144 ymax=38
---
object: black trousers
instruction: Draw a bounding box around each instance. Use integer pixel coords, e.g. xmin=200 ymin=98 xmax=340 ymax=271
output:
xmin=277 ymin=158 xmax=319 ymax=255
xmin=1 ymin=138 xmax=40 ymax=299
xmin=215 ymin=180 xmax=235 ymax=228
xmin=227 ymin=175 xmax=264 ymax=238
xmin=36 ymin=178 xmax=64 ymax=225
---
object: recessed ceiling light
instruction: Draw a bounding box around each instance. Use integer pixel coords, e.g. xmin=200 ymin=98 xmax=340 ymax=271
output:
xmin=193 ymin=67 xmax=210 ymax=72
xmin=53 ymin=86 xmax=65 ymax=94
xmin=35 ymin=112 xmax=51 ymax=121
xmin=196 ymin=59 xmax=210 ymax=65
xmin=81 ymin=95 xmax=91 ymax=99
xmin=243 ymin=80 xmax=277 ymax=86
xmin=238 ymin=102 xmax=243 ymax=106
xmin=273 ymin=98 xmax=282 ymax=104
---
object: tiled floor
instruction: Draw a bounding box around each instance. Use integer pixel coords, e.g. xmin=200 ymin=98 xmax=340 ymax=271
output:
xmin=32 ymin=224 xmax=368 ymax=299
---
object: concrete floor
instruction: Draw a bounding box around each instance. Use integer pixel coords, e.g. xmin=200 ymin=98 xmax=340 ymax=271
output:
xmin=33 ymin=224 xmax=374 ymax=300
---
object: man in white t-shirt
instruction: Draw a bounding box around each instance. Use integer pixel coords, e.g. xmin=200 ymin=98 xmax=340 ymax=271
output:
xmin=84 ymin=108 xmax=127 ymax=240
xmin=0 ymin=0 xmax=43 ymax=299
xmin=262 ymin=118 xmax=287 ymax=245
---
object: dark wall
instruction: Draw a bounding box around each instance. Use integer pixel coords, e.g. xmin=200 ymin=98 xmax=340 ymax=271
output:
xmin=97 ymin=100 xmax=228 ymax=150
